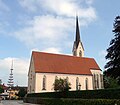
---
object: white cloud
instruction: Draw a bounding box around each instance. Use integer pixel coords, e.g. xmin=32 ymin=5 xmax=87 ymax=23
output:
xmin=13 ymin=13 xmax=96 ymax=49
xmin=18 ymin=0 xmax=38 ymax=12
xmin=0 ymin=0 xmax=10 ymax=13
xmin=31 ymin=47 xmax=61 ymax=54
xmin=18 ymin=0 xmax=97 ymax=22
xmin=42 ymin=47 xmax=61 ymax=54
xmin=13 ymin=15 xmax=74 ymax=48
xmin=85 ymin=0 xmax=94 ymax=5
xmin=14 ymin=0 xmax=97 ymax=50
xmin=0 ymin=57 xmax=29 ymax=86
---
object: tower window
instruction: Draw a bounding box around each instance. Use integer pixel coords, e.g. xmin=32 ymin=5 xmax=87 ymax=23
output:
xmin=79 ymin=50 xmax=82 ymax=57
xmin=73 ymin=51 xmax=76 ymax=56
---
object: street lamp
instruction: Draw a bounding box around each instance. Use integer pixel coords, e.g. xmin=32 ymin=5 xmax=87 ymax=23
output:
xmin=78 ymin=83 xmax=81 ymax=90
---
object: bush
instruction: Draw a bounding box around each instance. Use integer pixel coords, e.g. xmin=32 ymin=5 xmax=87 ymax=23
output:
xmin=24 ymin=98 xmax=120 ymax=105
xmin=26 ymin=88 xmax=120 ymax=99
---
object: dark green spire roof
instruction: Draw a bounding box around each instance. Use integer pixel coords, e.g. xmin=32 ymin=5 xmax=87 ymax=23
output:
xmin=75 ymin=16 xmax=81 ymax=48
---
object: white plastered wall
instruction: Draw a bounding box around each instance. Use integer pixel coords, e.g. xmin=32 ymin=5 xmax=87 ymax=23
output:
xmin=90 ymin=69 xmax=103 ymax=89
xmin=28 ymin=57 xmax=36 ymax=93
xmin=34 ymin=73 xmax=93 ymax=93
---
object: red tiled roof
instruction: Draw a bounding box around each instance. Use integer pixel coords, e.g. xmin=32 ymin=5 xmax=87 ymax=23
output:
xmin=0 ymin=84 xmax=8 ymax=90
xmin=32 ymin=51 xmax=100 ymax=75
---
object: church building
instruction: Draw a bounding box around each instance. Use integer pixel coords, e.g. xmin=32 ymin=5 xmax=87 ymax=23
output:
xmin=28 ymin=17 xmax=104 ymax=93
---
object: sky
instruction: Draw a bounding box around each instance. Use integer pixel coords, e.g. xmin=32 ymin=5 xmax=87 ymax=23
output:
xmin=0 ymin=0 xmax=120 ymax=86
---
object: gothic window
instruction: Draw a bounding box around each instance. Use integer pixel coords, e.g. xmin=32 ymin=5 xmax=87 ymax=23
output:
xmin=79 ymin=50 xmax=82 ymax=57
xmin=100 ymin=74 xmax=104 ymax=88
xmin=55 ymin=76 xmax=58 ymax=80
xmin=42 ymin=75 xmax=46 ymax=90
xmin=95 ymin=74 xmax=97 ymax=89
xmin=73 ymin=51 xmax=76 ymax=56
xmin=66 ymin=77 xmax=69 ymax=82
xmin=30 ymin=85 xmax=31 ymax=93
xmin=92 ymin=74 xmax=95 ymax=89
xmin=97 ymin=74 xmax=99 ymax=89
xmin=76 ymin=77 xmax=79 ymax=90
xmin=85 ymin=78 xmax=88 ymax=90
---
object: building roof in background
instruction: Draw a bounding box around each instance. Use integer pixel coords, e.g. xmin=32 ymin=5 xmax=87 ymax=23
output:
xmin=0 ymin=84 xmax=8 ymax=90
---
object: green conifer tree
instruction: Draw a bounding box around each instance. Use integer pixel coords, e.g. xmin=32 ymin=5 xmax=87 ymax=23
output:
xmin=105 ymin=16 xmax=120 ymax=84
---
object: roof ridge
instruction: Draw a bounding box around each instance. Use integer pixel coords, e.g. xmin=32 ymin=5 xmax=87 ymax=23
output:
xmin=32 ymin=51 xmax=94 ymax=60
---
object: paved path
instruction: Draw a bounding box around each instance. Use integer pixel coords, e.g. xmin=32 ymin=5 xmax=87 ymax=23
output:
xmin=0 ymin=100 xmax=39 ymax=105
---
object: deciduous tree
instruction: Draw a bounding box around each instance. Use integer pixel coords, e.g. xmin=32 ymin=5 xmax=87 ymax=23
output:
xmin=53 ymin=78 xmax=71 ymax=92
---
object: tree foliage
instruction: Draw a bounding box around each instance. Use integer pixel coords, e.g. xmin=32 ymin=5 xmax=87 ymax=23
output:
xmin=0 ymin=86 xmax=4 ymax=93
xmin=17 ymin=88 xmax=27 ymax=98
xmin=103 ymin=75 xmax=120 ymax=88
xmin=104 ymin=16 xmax=120 ymax=85
xmin=53 ymin=78 xmax=71 ymax=92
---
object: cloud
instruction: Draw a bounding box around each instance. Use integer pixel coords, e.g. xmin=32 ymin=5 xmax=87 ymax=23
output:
xmin=18 ymin=0 xmax=38 ymax=12
xmin=0 ymin=57 xmax=29 ymax=86
xmin=18 ymin=0 xmax=97 ymax=22
xmin=85 ymin=0 xmax=94 ymax=5
xmin=31 ymin=47 xmax=61 ymax=54
xmin=13 ymin=0 xmax=97 ymax=51
xmin=0 ymin=0 xmax=10 ymax=13
xmin=42 ymin=47 xmax=61 ymax=54
xmin=13 ymin=15 xmax=74 ymax=49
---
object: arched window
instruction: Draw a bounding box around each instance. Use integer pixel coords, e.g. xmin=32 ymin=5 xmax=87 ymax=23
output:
xmin=79 ymin=50 xmax=82 ymax=57
xmin=92 ymin=74 xmax=95 ymax=89
xmin=95 ymin=74 xmax=97 ymax=89
xmin=66 ymin=77 xmax=69 ymax=82
xmin=42 ymin=75 xmax=46 ymax=90
xmin=97 ymin=74 xmax=99 ymax=89
xmin=85 ymin=78 xmax=88 ymax=90
xmin=100 ymin=74 xmax=104 ymax=89
xmin=55 ymin=76 xmax=58 ymax=80
xmin=30 ymin=85 xmax=31 ymax=93
xmin=76 ymin=77 xmax=79 ymax=90
xmin=73 ymin=51 xmax=76 ymax=56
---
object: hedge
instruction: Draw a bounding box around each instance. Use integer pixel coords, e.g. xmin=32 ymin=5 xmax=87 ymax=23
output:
xmin=24 ymin=98 xmax=120 ymax=105
xmin=26 ymin=88 xmax=120 ymax=99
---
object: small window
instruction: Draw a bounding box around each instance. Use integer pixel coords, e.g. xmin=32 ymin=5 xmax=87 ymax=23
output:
xmin=100 ymin=74 xmax=104 ymax=88
xmin=92 ymin=74 xmax=95 ymax=89
xmin=76 ymin=77 xmax=79 ymax=90
xmin=55 ymin=76 xmax=58 ymax=80
xmin=66 ymin=77 xmax=69 ymax=82
xmin=97 ymin=74 xmax=99 ymax=89
xmin=85 ymin=78 xmax=88 ymax=90
xmin=79 ymin=50 xmax=82 ymax=57
xmin=74 ymin=51 xmax=76 ymax=56
xmin=42 ymin=75 xmax=46 ymax=90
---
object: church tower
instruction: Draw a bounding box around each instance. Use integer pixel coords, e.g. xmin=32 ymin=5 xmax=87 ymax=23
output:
xmin=72 ymin=16 xmax=84 ymax=57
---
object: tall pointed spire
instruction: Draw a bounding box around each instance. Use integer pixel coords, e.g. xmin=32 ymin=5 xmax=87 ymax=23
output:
xmin=75 ymin=16 xmax=81 ymax=48
xmin=72 ymin=16 xmax=84 ymax=57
